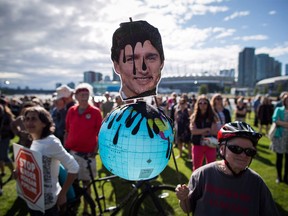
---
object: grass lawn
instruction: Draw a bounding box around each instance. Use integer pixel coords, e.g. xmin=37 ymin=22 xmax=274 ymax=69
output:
xmin=1 ymin=113 xmax=288 ymax=215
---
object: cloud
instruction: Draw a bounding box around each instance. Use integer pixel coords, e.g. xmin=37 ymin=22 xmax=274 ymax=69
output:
xmin=0 ymin=0 xmax=287 ymax=89
xmin=269 ymin=10 xmax=276 ymax=15
xmin=224 ymin=11 xmax=250 ymax=21
xmin=233 ymin=35 xmax=268 ymax=41
xmin=256 ymin=43 xmax=288 ymax=57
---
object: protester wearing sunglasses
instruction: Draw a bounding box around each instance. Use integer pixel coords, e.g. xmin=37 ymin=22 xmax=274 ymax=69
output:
xmin=190 ymin=94 xmax=219 ymax=171
xmin=176 ymin=121 xmax=280 ymax=216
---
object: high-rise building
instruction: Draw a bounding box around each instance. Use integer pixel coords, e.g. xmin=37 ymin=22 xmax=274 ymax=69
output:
xmin=238 ymin=47 xmax=256 ymax=88
xmin=286 ymin=64 xmax=288 ymax=75
xmin=256 ymin=54 xmax=282 ymax=81
xmin=238 ymin=47 xmax=283 ymax=88
xmin=112 ymin=68 xmax=121 ymax=82
xmin=83 ymin=71 xmax=102 ymax=84
xmin=256 ymin=54 xmax=269 ymax=81
xmin=274 ymin=61 xmax=282 ymax=77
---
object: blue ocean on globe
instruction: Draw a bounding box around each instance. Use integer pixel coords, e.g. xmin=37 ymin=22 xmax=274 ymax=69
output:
xmin=98 ymin=101 xmax=174 ymax=181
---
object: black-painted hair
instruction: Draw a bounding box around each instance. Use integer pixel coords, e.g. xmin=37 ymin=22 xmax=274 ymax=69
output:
xmin=111 ymin=20 xmax=164 ymax=63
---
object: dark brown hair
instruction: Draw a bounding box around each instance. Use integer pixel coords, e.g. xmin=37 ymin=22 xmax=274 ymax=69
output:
xmin=24 ymin=106 xmax=54 ymax=139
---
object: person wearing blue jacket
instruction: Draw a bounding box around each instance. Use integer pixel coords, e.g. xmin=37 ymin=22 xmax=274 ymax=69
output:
xmin=270 ymin=94 xmax=288 ymax=183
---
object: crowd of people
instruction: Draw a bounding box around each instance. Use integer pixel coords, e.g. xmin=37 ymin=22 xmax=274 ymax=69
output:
xmin=0 ymin=16 xmax=287 ymax=215
xmin=1 ymin=89 xmax=288 ymax=215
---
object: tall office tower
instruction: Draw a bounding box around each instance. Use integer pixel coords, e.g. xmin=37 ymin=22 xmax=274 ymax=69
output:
xmin=84 ymin=71 xmax=103 ymax=84
xmin=256 ymin=54 xmax=269 ymax=81
xmin=274 ymin=61 xmax=282 ymax=77
xmin=112 ymin=68 xmax=121 ymax=81
xmin=286 ymin=64 xmax=288 ymax=75
xmin=238 ymin=47 xmax=256 ymax=88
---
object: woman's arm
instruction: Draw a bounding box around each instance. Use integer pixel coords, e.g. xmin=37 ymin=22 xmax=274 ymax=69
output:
xmin=190 ymin=122 xmax=211 ymax=135
xmin=57 ymin=172 xmax=78 ymax=207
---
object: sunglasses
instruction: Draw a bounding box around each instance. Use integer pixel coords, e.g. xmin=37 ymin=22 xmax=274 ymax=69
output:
xmin=227 ymin=145 xmax=257 ymax=157
xmin=198 ymin=102 xmax=208 ymax=105
xmin=216 ymin=97 xmax=222 ymax=100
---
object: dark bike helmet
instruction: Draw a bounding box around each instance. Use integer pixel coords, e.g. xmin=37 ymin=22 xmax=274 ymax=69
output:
xmin=218 ymin=121 xmax=262 ymax=146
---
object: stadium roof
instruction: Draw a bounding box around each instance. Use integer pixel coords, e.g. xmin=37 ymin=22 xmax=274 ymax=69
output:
xmin=256 ymin=76 xmax=288 ymax=85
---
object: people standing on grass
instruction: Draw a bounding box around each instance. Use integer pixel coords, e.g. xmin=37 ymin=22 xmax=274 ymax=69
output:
xmin=270 ymin=94 xmax=288 ymax=184
xmin=100 ymin=92 xmax=114 ymax=118
xmin=51 ymin=93 xmax=66 ymax=144
xmin=253 ymin=95 xmax=261 ymax=127
xmin=174 ymin=97 xmax=192 ymax=160
xmin=258 ymin=96 xmax=274 ymax=135
xmin=176 ymin=121 xmax=280 ymax=216
xmin=64 ymin=83 xmax=102 ymax=216
xmin=190 ymin=95 xmax=219 ymax=171
xmin=23 ymin=106 xmax=79 ymax=215
xmin=235 ymin=96 xmax=247 ymax=122
xmin=223 ymin=97 xmax=233 ymax=118
xmin=0 ymin=97 xmax=15 ymax=183
xmin=246 ymin=97 xmax=252 ymax=120
xmin=167 ymin=92 xmax=177 ymax=118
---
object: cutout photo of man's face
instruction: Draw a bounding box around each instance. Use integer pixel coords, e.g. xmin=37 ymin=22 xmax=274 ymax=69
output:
xmin=111 ymin=20 xmax=165 ymax=100
xmin=113 ymin=40 xmax=163 ymax=100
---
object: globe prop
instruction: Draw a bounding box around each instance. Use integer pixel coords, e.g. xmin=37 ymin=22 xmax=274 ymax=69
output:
xmin=98 ymin=101 xmax=173 ymax=180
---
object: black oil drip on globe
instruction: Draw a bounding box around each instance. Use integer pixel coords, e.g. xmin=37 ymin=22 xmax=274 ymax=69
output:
xmin=104 ymin=101 xmax=172 ymax=159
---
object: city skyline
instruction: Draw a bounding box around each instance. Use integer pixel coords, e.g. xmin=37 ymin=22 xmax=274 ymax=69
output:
xmin=0 ymin=0 xmax=287 ymax=90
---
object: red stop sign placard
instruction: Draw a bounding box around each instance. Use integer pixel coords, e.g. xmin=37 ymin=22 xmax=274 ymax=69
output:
xmin=16 ymin=148 xmax=42 ymax=204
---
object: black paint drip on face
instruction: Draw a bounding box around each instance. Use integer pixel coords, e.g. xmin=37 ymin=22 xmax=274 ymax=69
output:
xmin=105 ymin=102 xmax=172 ymax=159
xmin=122 ymin=42 xmax=148 ymax=75
xmin=142 ymin=57 xmax=147 ymax=71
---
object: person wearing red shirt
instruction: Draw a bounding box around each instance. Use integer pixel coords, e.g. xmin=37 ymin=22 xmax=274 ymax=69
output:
xmin=64 ymin=83 xmax=102 ymax=216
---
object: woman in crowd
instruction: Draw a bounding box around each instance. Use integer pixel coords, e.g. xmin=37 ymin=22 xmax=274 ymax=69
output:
xmin=211 ymin=94 xmax=231 ymax=128
xmin=246 ymin=97 xmax=252 ymax=120
xmin=175 ymin=97 xmax=192 ymax=160
xmin=223 ymin=97 xmax=233 ymax=117
xmin=258 ymin=96 xmax=274 ymax=135
xmin=11 ymin=101 xmax=35 ymax=148
xmin=190 ymin=95 xmax=219 ymax=171
xmin=0 ymin=99 xmax=15 ymax=180
xmin=235 ymin=96 xmax=247 ymax=122
xmin=22 ymin=106 xmax=79 ymax=215
xmin=270 ymin=94 xmax=288 ymax=184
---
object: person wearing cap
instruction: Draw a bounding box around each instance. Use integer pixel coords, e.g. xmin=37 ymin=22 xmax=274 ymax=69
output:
xmin=56 ymin=84 xmax=75 ymax=111
xmin=64 ymin=83 xmax=102 ymax=215
xmin=111 ymin=19 xmax=164 ymax=100
xmin=51 ymin=85 xmax=75 ymax=144
xmin=175 ymin=121 xmax=280 ymax=216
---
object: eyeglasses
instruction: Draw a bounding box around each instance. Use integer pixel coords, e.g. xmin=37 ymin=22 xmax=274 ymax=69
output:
xmin=227 ymin=145 xmax=257 ymax=157
xmin=198 ymin=102 xmax=208 ymax=105
xmin=216 ymin=97 xmax=222 ymax=100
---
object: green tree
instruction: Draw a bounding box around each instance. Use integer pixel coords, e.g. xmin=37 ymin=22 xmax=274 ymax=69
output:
xmin=276 ymin=83 xmax=283 ymax=95
xmin=198 ymin=84 xmax=208 ymax=95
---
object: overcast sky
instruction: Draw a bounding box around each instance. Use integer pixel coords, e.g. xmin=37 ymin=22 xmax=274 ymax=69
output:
xmin=0 ymin=0 xmax=287 ymax=90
